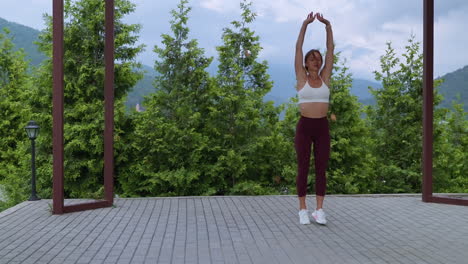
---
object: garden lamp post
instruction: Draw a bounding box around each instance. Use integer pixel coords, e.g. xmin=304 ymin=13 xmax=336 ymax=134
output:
xmin=25 ymin=121 xmax=40 ymax=201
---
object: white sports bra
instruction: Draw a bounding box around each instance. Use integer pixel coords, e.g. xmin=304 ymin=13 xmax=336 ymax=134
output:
xmin=297 ymin=77 xmax=330 ymax=104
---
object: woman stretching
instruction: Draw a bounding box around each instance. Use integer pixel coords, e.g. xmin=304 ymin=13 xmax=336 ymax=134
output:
xmin=295 ymin=12 xmax=334 ymax=225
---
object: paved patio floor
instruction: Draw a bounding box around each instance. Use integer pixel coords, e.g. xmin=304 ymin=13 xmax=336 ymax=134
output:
xmin=0 ymin=195 xmax=467 ymax=264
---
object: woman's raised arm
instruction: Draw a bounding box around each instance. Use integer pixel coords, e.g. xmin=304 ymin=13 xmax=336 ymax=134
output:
xmin=316 ymin=13 xmax=334 ymax=85
xmin=295 ymin=12 xmax=315 ymax=85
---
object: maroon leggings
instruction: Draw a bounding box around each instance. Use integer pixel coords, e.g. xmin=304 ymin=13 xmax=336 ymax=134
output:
xmin=295 ymin=115 xmax=330 ymax=197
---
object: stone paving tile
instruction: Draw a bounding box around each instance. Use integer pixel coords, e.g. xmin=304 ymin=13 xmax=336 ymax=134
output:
xmin=0 ymin=195 xmax=467 ymax=264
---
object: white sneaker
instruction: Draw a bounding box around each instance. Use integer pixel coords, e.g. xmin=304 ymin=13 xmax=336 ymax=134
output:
xmin=298 ymin=209 xmax=311 ymax=225
xmin=311 ymin=209 xmax=327 ymax=225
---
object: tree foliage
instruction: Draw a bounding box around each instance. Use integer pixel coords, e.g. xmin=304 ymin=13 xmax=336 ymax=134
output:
xmin=120 ymin=0 xmax=284 ymax=196
xmin=0 ymin=28 xmax=32 ymax=208
xmin=208 ymin=0 xmax=282 ymax=194
xmin=434 ymin=98 xmax=468 ymax=193
xmin=119 ymin=0 xmax=216 ymax=196
xmin=327 ymin=54 xmax=376 ymax=194
xmin=29 ymin=0 xmax=143 ymax=199
xmin=366 ymin=36 xmax=445 ymax=193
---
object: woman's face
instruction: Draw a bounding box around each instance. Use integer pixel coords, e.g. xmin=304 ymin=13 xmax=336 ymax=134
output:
xmin=305 ymin=51 xmax=322 ymax=72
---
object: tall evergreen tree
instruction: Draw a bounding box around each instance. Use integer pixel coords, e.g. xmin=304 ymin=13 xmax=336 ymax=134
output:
xmin=326 ymin=54 xmax=375 ymax=194
xmin=30 ymin=0 xmax=143 ymax=199
xmin=366 ymin=36 xmax=444 ymax=193
xmin=0 ymin=29 xmax=32 ymax=208
xmin=433 ymin=98 xmax=468 ymax=193
xmin=210 ymin=0 xmax=281 ymax=194
xmin=119 ymin=0 xmax=216 ymax=196
xmin=120 ymin=0 xmax=284 ymax=196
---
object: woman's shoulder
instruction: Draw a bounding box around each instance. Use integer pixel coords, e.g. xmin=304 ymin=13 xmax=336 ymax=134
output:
xmin=319 ymin=72 xmax=331 ymax=88
xmin=296 ymin=82 xmax=306 ymax=91
xmin=296 ymin=75 xmax=307 ymax=91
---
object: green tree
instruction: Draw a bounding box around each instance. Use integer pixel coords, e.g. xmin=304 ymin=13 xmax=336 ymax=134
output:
xmin=326 ymin=54 xmax=375 ymax=194
xmin=119 ymin=0 xmax=216 ymax=197
xmin=210 ymin=0 xmax=282 ymax=194
xmin=121 ymin=0 xmax=284 ymax=196
xmin=0 ymin=28 xmax=33 ymax=209
xmin=366 ymin=36 xmax=444 ymax=193
xmin=29 ymin=0 xmax=143 ymax=199
xmin=275 ymin=96 xmax=302 ymax=195
xmin=434 ymin=98 xmax=468 ymax=193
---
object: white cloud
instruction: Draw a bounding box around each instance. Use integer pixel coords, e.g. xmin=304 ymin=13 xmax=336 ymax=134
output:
xmin=198 ymin=0 xmax=468 ymax=79
xmin=347 ymin=53 xmax=380 ymax=80
xmin=433 ymin=5 xmax=468 ymax=77
xmin=198 ymin=0 xmax=239 ymax=13
xmin=381 ymin=18 xmax=421 ymax=35
xmin=200 ymin=0 xmax=358 ymax=23
xmin=258 ymin=43 xmax=280 ymax=60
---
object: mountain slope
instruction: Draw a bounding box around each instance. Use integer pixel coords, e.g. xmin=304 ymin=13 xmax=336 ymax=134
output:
xmin=125 ymin=64 xmax=157 ymax=110
xmin=436 ymin=65 xmax=468 ymax=111
xmin=0 ymin=17 xmax=46 ymax=66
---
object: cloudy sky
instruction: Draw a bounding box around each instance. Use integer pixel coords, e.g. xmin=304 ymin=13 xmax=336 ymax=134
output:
xmin=0 ymin=0 xmax=467 ymax=80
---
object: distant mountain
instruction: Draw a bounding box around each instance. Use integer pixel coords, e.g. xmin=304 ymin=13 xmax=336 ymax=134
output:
xmin=125 ymin=64 xmax=157 ymax=110
xmin=352 ymin=79 xmax=380 ymax=105
xmin=0 ymin=17 xmax=46 ymax=66
xmin=436 ymin=65 xmax=468 ymax=111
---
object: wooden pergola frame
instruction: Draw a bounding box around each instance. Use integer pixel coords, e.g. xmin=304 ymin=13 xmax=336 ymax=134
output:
xmin=51 ymin=0 xmax=466 ymax=215
xmin=422 ymin=0 xmax=467 ymax=206
xmin=52 ymin=0 xmax=114 ymax=214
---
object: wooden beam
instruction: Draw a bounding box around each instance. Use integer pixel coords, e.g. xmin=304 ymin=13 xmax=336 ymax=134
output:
xmin=104 ymin=0 xmax=115 ymax=204
xmin=52 ymin=0 xmax=64 ymax=215
xmin=422 ymin=0 xmax=434 ymax=203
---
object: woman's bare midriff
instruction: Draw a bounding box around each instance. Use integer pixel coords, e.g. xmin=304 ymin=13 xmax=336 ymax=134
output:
xmin=297 ymin=78 xmax=329 ymax=118
xmin=299 ymin=102 xmax=329 ymax=118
